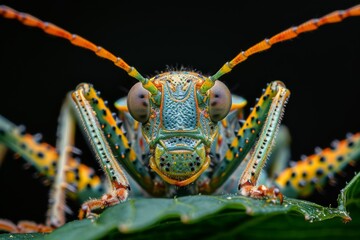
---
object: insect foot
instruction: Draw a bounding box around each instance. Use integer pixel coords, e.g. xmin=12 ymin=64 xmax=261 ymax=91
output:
xmin=236 ymin=81 xmax=289 ymax=204
xmin=0 ymin=219 xmax=54 ymax=233
xmin=239 ymin=182 xmax=283 ymax=204
xmin=78 ymin=187 xmax=129 ymax=220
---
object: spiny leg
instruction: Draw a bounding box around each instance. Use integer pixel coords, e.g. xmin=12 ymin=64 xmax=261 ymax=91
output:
xmin=0 ymin=85 xmax=149 ymax=229
xmin=217 ymin=125 xmax=291 ymax=194
xmin=201 ymin=81 xmax=290 ymax=199
xmin=46 ymin=97 xmax=76 ymax=228
xmin=74 ymin=84 xmax=162 ymax=195
xmin=204 ymin=82 xmax=284 ymax=191
xmin=0 ymin=118 xmax=104 ymax=201
xmin=262 ymin=125 xmax=292 ymax=181
xmin=0 ymin=115 xmax=104 ymax=232
xmin=0 ymin=84 xmax=160 ymax=227
xmin=237 ymin=83 xmax=289 ymax=203
xmin=275 ymin=133 xmax=360 ymax=198
xmin=71 ymin=84 xmax=165 ymax=219
xmin=70 ymin=85 xmax=129 ymax=219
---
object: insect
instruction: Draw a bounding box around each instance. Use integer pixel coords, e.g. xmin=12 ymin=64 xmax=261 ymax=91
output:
xmin=0 ymin=2 xmax=359 ymax=234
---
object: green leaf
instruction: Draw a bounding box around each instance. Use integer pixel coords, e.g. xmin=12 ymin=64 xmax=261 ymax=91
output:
xmin=0 ymin=233 xmax=45 ymax=240
xmin=44 ymin=196 xmax=351 ymax=239
xmin=338 ymin=171 xmax=360 ymax=212
xmin=2 ymin=172 xmax=360 ymax=240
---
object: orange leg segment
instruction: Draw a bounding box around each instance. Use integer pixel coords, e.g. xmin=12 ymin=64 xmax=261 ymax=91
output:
xmin=78 ymin=187 xmax=128 ymax=220
xmin=239 ymin=182 xmax=283 ymax=204
xmin=0 ymin=219 xmax=53 ymax=233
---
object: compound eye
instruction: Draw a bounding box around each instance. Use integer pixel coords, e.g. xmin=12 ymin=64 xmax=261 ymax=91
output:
xmin=208 ymin=81 xmax=232 ymax=122
xmin=127 ymin=82 xmax=150 ymax=123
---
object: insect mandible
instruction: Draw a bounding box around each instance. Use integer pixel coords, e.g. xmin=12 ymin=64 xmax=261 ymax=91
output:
xmin=0 ymin=2 xmax=359 ymax=233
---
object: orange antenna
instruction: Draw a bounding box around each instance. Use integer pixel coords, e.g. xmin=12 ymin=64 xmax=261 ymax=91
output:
xmin=0 ymin=5 xmax=159 ymax=95
xmin=200 ymin=4 xmax=360 ymax=93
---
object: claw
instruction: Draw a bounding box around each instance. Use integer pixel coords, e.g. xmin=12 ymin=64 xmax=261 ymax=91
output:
xmin=239 ymin=182 xmax=283 ymax=204
xmin=78 ymin=187 xmax=128 ymax=220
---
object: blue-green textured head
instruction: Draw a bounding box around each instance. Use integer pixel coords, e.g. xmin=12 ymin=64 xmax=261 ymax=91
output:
xmin=127 ymin=71 xmax=231 ymax=186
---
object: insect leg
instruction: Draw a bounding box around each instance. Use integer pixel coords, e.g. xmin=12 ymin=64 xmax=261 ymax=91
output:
xmin=263 ymin=125 xmax=292 ymax=180
xmin=76 ymin=84 xmax=159 ymax=195
xmin=275 ymin=133 xmax=360 ymax=198
xmin=0 ymin=219 xmax=53 ymax=233
xmin=71 ymin=84 xmax=162 ymax=219
xmin=216 ymin=125 xmax=291 ymax=194
xmin=236 ymin=83 xmax=289 ymax=202
xmin=0 ymin=219 xmax=18 ymax=233
xmin=70 ymin=84 xmax=129 ymax=219
xmin=0 ymin=115 xmax=104 ymax=232
xmin=0 ymin=115 xmax=104 ymax=198
xmin=202 ymin=81 xmax=290 ymax=196
xmin=45 ymin=96 xmax=80 ymax=228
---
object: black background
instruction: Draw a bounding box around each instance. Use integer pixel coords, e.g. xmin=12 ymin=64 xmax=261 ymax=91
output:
xmin=0 ymin=1 xmax=359 ymax=224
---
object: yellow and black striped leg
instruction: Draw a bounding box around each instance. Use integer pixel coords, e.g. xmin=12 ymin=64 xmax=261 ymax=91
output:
xmin=0 ymin=115 xmax=104 ymax=232
xmin=203 ymin=81 xmax=290 ymax=200
xmin=70 ymin=84 xmax=130 ymax=219
xmin=0 ymin=115 xmax=104 ymax=198
xmin=237 ymin=83 xmax=289 ymax=203
xmin=74 ymin=84 xmax=159 ymax=195
xmin=70 ymin=84 xmax=164 ymax=219
xmin=275 ymin=133 xmax=360 ymax=198
xmin=216 ymin=125 xmax=291 ymax=194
